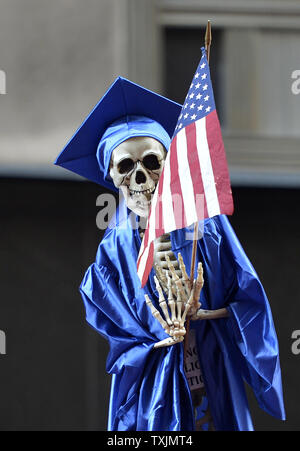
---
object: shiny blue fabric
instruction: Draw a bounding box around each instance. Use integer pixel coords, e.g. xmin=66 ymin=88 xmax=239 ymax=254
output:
xmin=80 ymin=206 xmax=285 ymax=431
xmin=97 ymin=115 xmax=171 ymax=186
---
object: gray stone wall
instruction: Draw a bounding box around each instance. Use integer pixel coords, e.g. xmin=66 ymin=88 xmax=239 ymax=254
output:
xmin=0 ymin=0 xmax=158 ymax=176
xmin=0 ymin=0 xmax=299 ymax=184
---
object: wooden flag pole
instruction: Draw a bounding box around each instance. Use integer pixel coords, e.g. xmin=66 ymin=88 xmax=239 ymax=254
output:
xmin=184 ymin=20 xmax=212 ymax=359
xmin=189 ymin=21 xmax=212 ymax=275
xmin=205 ymin=20 xmax=212 ymax=64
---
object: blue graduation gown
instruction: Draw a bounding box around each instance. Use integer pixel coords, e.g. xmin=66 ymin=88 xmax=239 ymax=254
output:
xmin=80 ymin=207 xmax=285 ymax=431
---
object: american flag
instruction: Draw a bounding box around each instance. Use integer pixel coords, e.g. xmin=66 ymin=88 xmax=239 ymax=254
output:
xmin=137 ymin=47 xmax=234 ymax=287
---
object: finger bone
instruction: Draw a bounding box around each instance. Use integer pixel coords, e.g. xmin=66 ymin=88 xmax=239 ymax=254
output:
xmin=154 ymin=276 xmax=173 ymax=326
xmin=165 ymin=255 xmax=180 ymax=280
xmin=178 ymin=253 xmax=190 ymax=284
xmin=167 ymin=273 xmax=177 ymax=323
xmin=145 ymin=294 xmax=170 ymax=333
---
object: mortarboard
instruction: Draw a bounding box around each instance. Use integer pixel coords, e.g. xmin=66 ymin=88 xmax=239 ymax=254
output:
xmin=54 ymin=77 xmax=181 ymax=192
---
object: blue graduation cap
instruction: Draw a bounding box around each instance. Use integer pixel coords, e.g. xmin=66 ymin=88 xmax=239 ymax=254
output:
xmin=54 ymin=77 xmax=181 ymax=192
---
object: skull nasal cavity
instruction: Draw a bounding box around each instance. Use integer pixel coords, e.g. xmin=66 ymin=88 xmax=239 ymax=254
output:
xmin=135 ymin=170 xmax=147 ymax=184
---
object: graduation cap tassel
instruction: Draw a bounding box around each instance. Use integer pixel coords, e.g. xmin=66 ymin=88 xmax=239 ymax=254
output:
xmin=184 ymin=20 xmax=212 ymax=360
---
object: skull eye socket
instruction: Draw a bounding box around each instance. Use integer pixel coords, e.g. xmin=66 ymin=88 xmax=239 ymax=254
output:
xmin=142 ymin=154 xmax=161 ymax=171
xmin=117 ymin=158 xmax=135 ymax=174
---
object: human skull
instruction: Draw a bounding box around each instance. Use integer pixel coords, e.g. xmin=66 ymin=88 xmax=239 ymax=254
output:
xmin=110 ymin=136 xmax=166 ymax=217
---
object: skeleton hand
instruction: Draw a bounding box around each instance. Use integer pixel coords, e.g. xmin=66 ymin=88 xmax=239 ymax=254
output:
xmin=154 ymin=253 xmax=204 ymax=317
xmin=145 ymin=254 xmax=204 ymax=348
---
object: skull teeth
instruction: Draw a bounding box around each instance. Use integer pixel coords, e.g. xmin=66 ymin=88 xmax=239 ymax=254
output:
xmin=129 ymin=188 xmax=155 ymax=195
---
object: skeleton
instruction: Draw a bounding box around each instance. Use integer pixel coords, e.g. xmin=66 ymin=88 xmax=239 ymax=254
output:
xmin=110 ymin=135 xmax=228 ymax=343
xmin=110 ymin=136 xmax=229 ymax=430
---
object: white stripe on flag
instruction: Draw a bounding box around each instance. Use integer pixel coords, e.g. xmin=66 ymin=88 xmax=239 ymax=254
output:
xmin=176 ymin=128 xmax=198 ymax=226
xmin=137 ymin=239 xmax=149 ymax=279
xmin=161 ymin=155 xmax=176 ymax=233
xmin=195 ymin=118 xmax=220 ymax=217
xmin=147 ymin=182 xmax=160 ymax=243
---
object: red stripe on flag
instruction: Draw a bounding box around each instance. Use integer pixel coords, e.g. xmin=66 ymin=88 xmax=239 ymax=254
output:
xmin=206 ymin=110 xmax=234 ymax=215
xmin=137 ymin=170 xmax=165 ymax=284
xmin=169 ymin=136 xmax=187 ymax=230
xmin=141 ymin=240 xmax=154 ymax=288
xmin=185 ymin=121 xmax=208 ymax=220
xmin=137 ymin=176 xmax=157 ymax=268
